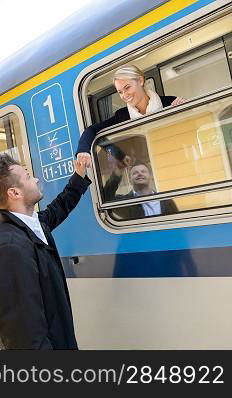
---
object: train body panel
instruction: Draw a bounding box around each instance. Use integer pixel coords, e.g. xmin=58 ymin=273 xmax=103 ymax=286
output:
xmin=68 ymin=277 xmax=232 ymax=349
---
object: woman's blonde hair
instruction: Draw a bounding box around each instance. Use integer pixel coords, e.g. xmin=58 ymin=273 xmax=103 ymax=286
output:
xmin=113 ymin=64 xmax=145 ymax=84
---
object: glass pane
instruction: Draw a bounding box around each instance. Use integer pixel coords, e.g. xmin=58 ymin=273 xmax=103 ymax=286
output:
xmin=94 ymin=95 xmax=232 ymax=205
xmin=109 ymin=188 xmax=232 ymax=220
xmin=160 ymin=41 xmax=232 ymax=100
xmin=98 ymin=78 xmax=156 ymax=121
xmin=0 ymin=113 xmax=26 ymax=165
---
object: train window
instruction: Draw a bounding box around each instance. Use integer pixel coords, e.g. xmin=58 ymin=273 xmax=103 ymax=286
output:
xmin=86 ymin=13 xmax=232 ymax=126
xmin=88 ymin=39 xmax=232 ymax=126
xmin=92 ymin=88 xmax=232 ymax=223
xmin=0 ymin=113 xmax=24 ymax=161
xmin=160 ymin=40 xmax=232 ymax=100
xmin=0 ymin=110 xmax=33 ymax=175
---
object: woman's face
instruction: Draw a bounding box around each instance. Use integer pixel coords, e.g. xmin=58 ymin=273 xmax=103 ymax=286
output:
xmin=114 ymin=77 xmax=146 ymax=108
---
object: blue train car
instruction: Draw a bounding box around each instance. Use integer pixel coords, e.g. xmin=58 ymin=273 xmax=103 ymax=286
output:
xmin=1 ymin=0 xmax=232 ymax=348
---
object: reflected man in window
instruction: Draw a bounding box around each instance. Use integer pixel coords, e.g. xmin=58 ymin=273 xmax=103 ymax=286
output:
xmin=104 ymin=160 xmax=178 ymax=219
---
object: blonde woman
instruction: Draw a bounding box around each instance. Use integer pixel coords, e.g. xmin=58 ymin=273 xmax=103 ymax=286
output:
xmin=76 ymin=64 xmax=185 ymax=166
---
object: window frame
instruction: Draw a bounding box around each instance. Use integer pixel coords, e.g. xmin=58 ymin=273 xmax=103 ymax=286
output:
xmin=224 ymin=32 xmax=232 ymax=79
xmin=91 ymin=86 xmax=232 ymax=227
xmin=0 ymin=105 xmax=33 ymax=176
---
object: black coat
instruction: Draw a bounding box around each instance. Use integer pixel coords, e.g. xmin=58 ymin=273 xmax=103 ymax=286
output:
xmin=0 ymin=173 xmax=91 ymax=349
xmin=104 ymin=173 xmax=178 ymax=219
xmin=76 ymin=96 xmax=176 ymax=157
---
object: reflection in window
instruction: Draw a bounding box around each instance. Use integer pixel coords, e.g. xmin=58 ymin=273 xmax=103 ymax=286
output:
xmin=0 ymin=113 xmax=25 ymax=165
xmin=97 ymin=135 xmax=151 ymax=198
xmin=94 ymin=94 xmax=232 ymax=217
xmin=103 ymin=159 xmax=178 ymax=217
xmin=109 ymin=187 xmax=232 ymax=221
xmin=218 ymin=105 xmax=232 ymax=169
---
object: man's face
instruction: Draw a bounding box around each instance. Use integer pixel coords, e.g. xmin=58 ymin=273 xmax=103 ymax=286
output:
xmin=9 ymin=165 xmax=43 ymax=206
xmin=130 ymin=164 xmax=151 ymax=189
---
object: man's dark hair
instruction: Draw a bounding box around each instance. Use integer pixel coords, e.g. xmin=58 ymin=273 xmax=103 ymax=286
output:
xmin=0 ymin=153 xmax=21 ymax=207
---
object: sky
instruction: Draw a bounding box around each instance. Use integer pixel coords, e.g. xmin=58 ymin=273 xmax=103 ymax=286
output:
xmin=0 ymin=0 xmax=91 ymax=64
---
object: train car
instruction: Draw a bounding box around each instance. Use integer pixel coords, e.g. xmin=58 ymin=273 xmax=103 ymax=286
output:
xmin=0 ymin=0 xmax=232 ymax=349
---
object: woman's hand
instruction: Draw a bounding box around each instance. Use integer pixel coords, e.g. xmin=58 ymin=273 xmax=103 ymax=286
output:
xmin=122 ymin=155 xmax=132 ymax=167
xmin=171 ymin=97 xmax=186 ymax=106
xmin=76 ymin=152 xmax=92 ymax=168
xmin=110 ymin=155 xmax=132 ymax=177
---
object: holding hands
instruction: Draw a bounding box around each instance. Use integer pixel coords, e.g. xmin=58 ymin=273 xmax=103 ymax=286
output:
xmin=76 ymin=152 xmax=92 ymax=168
xmin=73 ymin=159 xmax=87 ymax=178
xmin=76 ymin=151 xmax=132 ymax=176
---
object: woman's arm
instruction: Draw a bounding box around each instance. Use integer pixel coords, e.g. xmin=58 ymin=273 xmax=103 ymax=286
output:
xmin=76 ymin=107 xmax=129 ymax=166
xmin=76 ymin=114 xmax=119 ymax=156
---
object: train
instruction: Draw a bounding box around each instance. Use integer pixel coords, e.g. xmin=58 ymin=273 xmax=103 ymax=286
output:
xmin=0 ymin=0 xmax=232 ymax=349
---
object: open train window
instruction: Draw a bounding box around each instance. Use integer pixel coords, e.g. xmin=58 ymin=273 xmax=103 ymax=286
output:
xmin=86 ymin=13 xmax=232 ymax=126
xmin=92 ymin=87 xmax=232 ymax=227
xmin=88 ymin=37 xmax=232 ymax=125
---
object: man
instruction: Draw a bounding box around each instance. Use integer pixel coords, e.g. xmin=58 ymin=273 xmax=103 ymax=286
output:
xmin=104 ymin=160 xmax=177 ymax=219
xmin=0 ymin=153 xmax=90 ymax=349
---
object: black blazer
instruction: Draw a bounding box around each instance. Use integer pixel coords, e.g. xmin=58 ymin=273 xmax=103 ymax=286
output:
xmin=104 ymin=173 xmax=178 ymax=220
xmin=0 ymin=173 xmax=91 ymax=349
xmin=76 ymin=96 xmax=176 ymax=157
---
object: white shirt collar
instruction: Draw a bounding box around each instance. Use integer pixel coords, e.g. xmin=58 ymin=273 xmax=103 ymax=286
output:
xmin=133 ymin=190 xmax=154 ymax=196
xmin=132 ymin=191 xmax=161 ymax=216
xmin=10 ymin=211 xmax=48 ymax=244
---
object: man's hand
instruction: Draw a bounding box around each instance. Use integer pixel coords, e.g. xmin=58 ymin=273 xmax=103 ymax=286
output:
xmin=76 ymin=152 xmax=91 ymax=168
xmin=74 ymin=159 xmax=86 ymax=178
